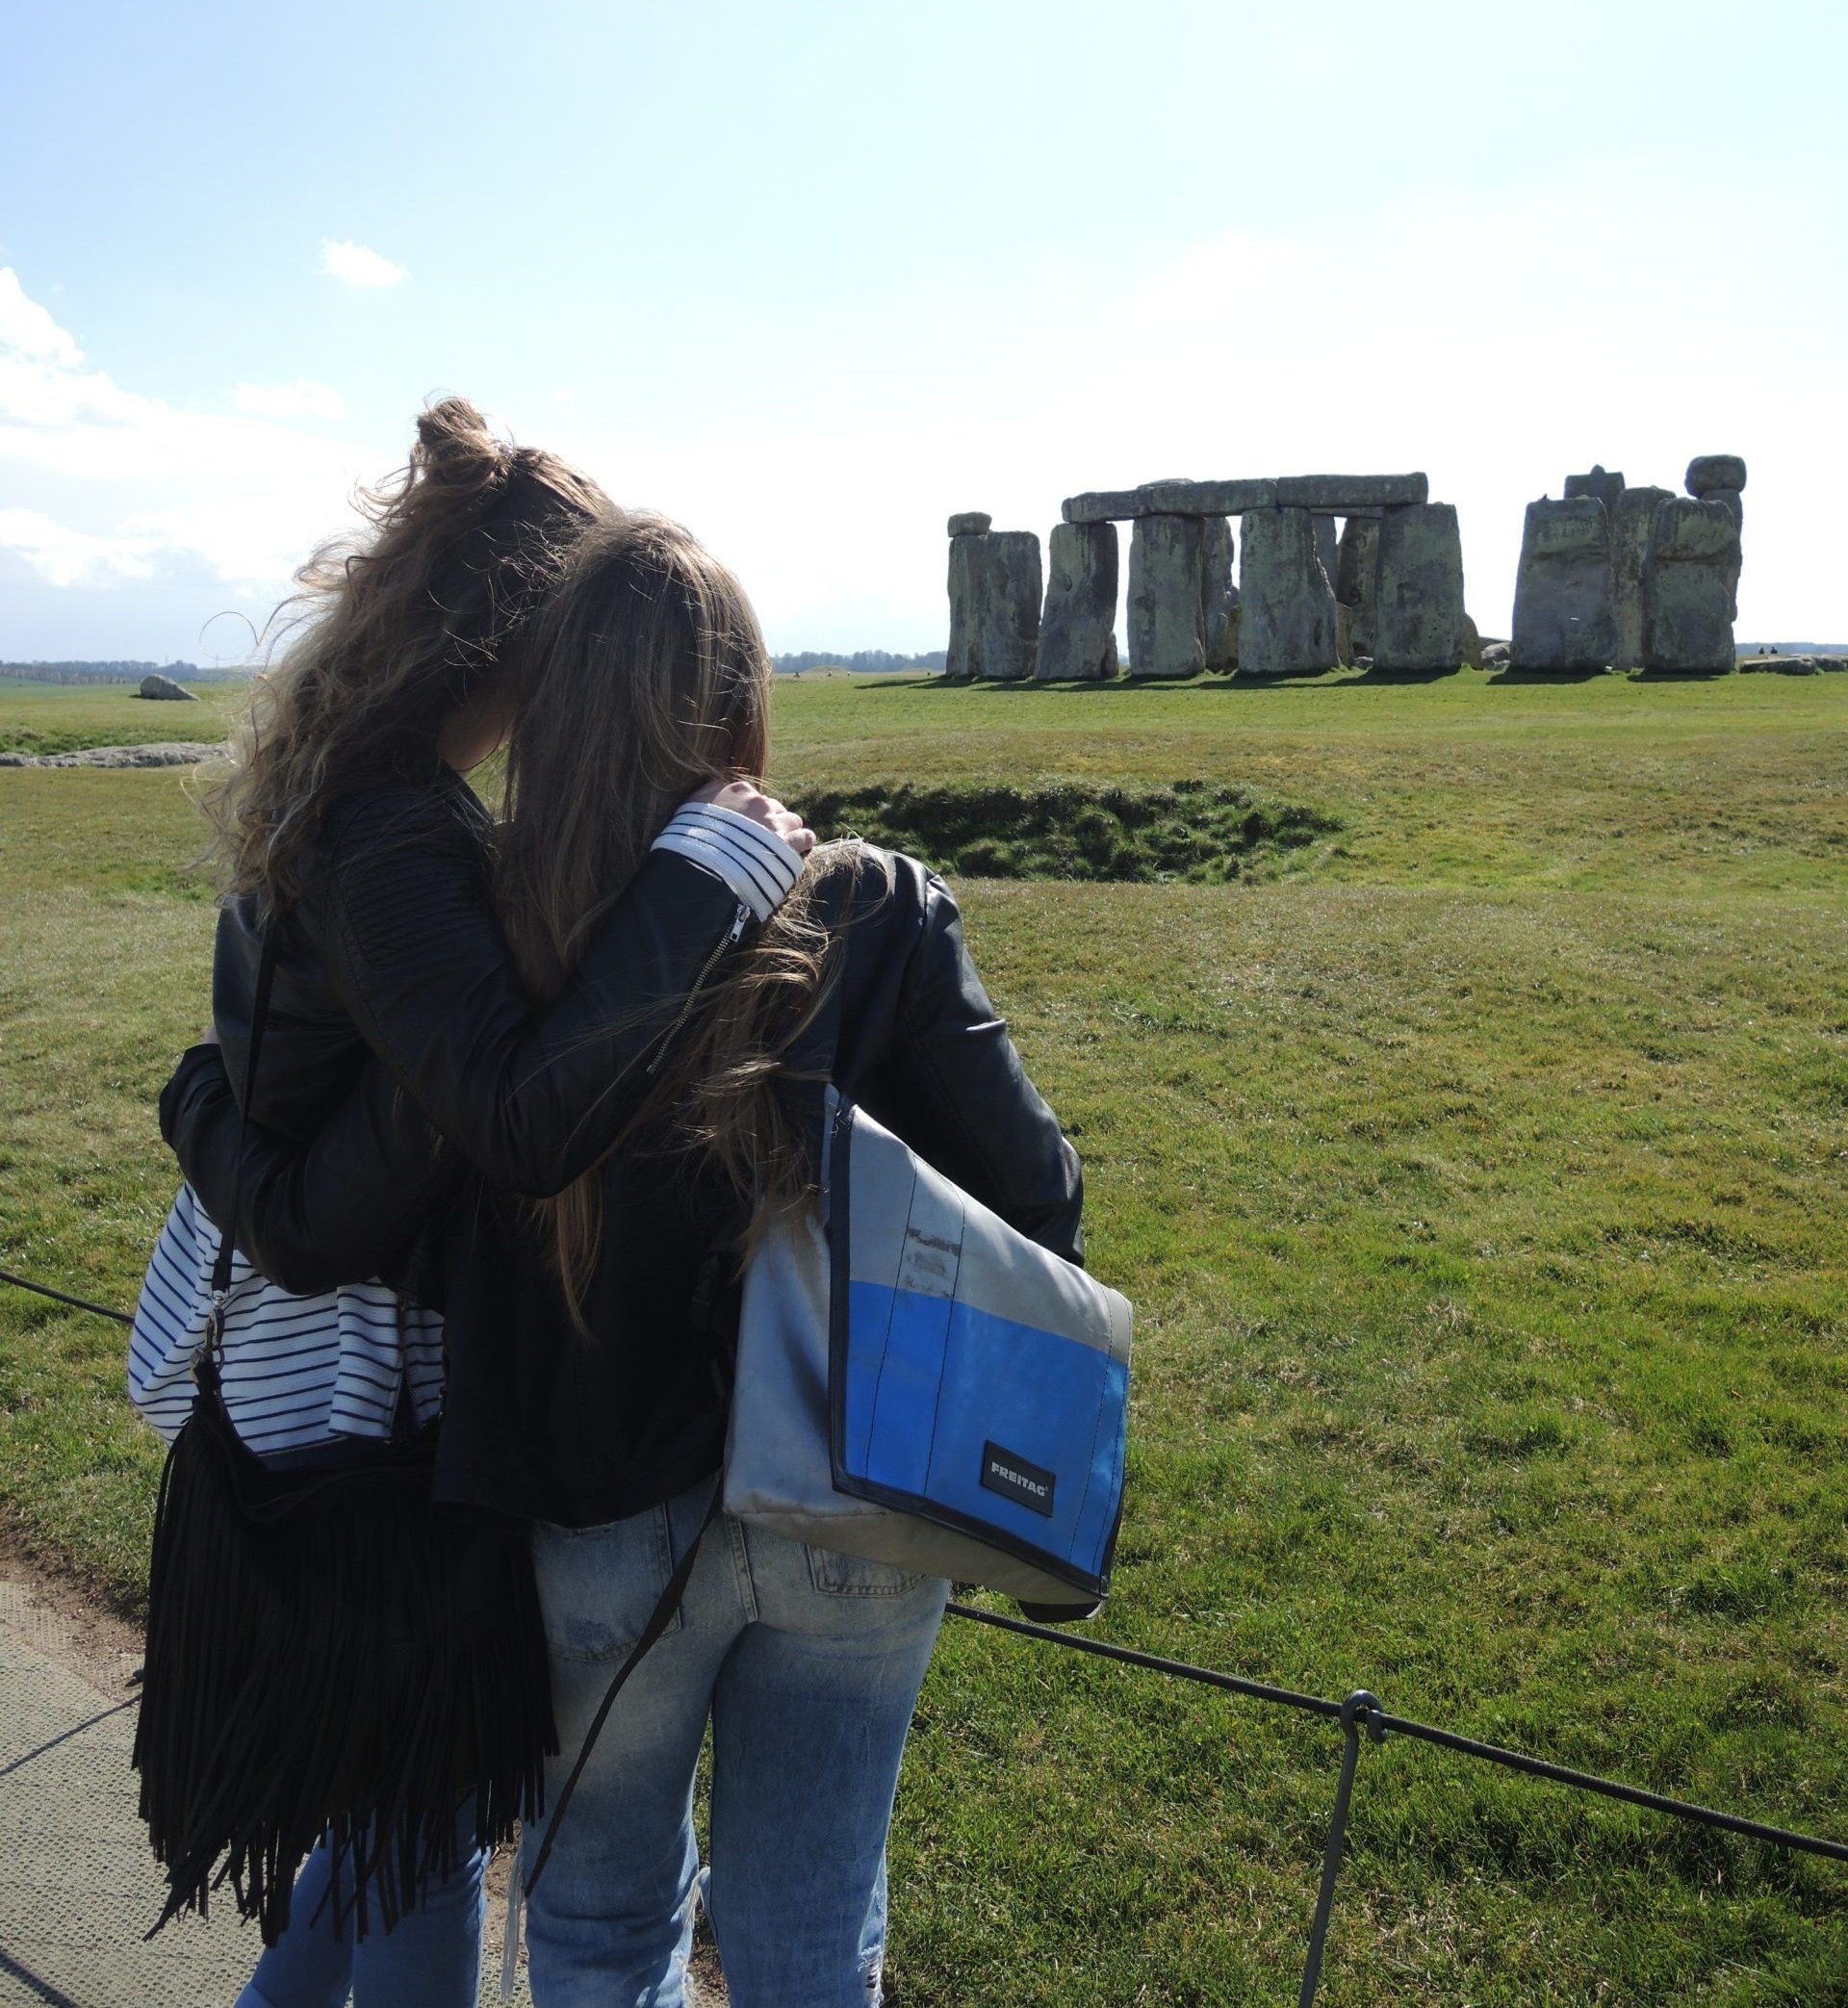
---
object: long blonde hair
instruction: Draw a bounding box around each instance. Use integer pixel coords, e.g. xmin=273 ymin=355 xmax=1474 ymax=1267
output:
xmin=491 ymin=512 xmax=859 ymax=1321
xmin=202 ymin=398 xmax=608 ymax=905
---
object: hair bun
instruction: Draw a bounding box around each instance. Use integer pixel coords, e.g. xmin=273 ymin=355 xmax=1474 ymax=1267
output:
xmin=414 ymin=397 xmax=506 ymax=489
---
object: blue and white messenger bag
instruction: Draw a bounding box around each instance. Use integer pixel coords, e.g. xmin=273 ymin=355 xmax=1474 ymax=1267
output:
xmin=521 ymin=1089 xmax=1133 ymax=1933
xmin=725 ymin=1090 xmax=1134 ymax=1611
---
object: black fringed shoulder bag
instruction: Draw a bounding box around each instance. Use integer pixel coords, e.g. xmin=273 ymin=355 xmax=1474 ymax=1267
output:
xmin=132 ymin=924 xmax=555 ymax=1945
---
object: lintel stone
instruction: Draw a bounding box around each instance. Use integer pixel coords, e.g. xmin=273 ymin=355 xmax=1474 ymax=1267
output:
xmin=1062 ymin=490 xmax=1144 ymax=525
xmin=1275 ymin=473 xmax=1428 ymax=510
xmin=1137 ymin=476 xmax=1278 ymax=515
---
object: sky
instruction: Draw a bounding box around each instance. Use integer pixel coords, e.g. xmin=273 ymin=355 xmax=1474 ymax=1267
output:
xmin=3 ymin=0 xmax=1845 ymax=663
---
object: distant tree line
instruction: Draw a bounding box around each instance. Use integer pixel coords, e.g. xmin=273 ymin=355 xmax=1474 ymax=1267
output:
xmin=771 ymin=649 xmax=946 ymax=676
xmin=0 ymin=660 xmax=254 ymax=683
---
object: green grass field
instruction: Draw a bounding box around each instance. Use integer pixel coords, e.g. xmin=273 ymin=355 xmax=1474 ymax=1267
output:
xmin=2 ymin=668 xmax=1845 ymax=2003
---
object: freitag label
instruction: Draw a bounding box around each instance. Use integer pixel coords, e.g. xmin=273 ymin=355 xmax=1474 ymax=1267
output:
xmin=980 ymin=1441 xmax=1057 ymax=1519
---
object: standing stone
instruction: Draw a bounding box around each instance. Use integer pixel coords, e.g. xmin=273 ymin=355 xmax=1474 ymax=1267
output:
xmin=1685 ymin=454 xmax=1746 ymax=498
xmin=1610 ymin=485 xmax=1673 ymax=669
xmin=1238 ymin=508 xmax=1339 ymax=677
xmin=1373 ymin=502 xmax=1468 ymax=673
xmin=1128 ymin=515 xmax=1205 ymax=678
xmin=1460 ymin=613 xmax=1483 ymax=670
xmin=1510 ymin=498 xmax=1616 ymax=671
xmin=1645 ymin=499 xmax=1738 ymax=672
xmin=1701 ymin=489 xmax=1744 ymax=617
xmin=1312 ymin=516 xmax=1339 ymax=601
xmin=945 ymin=534 xmax=984 ymax=679
xmin=975 ymin=530 xmax=1042 ymax=681
xmin=947 ymin=529 xmax=1041 ymax=681
xmin=947 ymin=511 xmax=992 ymax=537
xmin=1563 ymin=464 xmax=1626 ymax=516
xmin=1200 ymin=517 xmax=1237 ymax=672
xmin=1334 ymin=517 xmax=1380 ymax=659
xmin=1037 ymin=522 xmax=1119 ymax=682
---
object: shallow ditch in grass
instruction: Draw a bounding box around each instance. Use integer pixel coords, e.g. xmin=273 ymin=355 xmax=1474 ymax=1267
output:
xmin=804 ymin=781 xmax=1340 ymax=885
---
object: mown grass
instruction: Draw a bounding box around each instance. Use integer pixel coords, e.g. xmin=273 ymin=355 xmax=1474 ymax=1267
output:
xmin=0 ymin=678 xmax=244 ymax=757
xmin=2 ymin=667 xmax=1846 ymax=2003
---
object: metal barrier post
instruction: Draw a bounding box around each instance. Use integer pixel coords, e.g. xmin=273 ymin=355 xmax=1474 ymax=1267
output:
xmin=1296 ymin=1691 xmax=1384 ymax=2008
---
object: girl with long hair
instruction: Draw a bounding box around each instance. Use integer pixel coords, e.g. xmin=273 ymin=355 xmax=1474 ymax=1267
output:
xmin=167 ymin=510 xmax=1082 ymax=2007
xmin=139 ymin=407 xmax=812 ymax=2007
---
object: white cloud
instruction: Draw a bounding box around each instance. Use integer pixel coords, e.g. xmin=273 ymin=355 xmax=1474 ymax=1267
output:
xmin=554 ymin=176 xmax=1839 ymax=648
xmin=319 ymin=239 xmax=408 ymax=290
xmin=233 ymin=379 xmax=346 ymax=421
xmin=0 ymin=268 xmax=83 ymax=367
xmin=0 ymin=507 xmax=160 ymax=587
xmin=0 ymin=267 xmax=392 ymax=619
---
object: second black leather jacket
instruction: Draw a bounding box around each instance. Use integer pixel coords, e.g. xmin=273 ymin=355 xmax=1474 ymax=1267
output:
xmin=210 ymin=761 xmax=752 ymax=1198
xmin=165 ymin=843 xmax=1084 ymax=1527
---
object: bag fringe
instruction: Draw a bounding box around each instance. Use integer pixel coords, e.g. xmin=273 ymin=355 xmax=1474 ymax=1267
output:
xmin=133 ymin=1394 xmax=553 ymax=1945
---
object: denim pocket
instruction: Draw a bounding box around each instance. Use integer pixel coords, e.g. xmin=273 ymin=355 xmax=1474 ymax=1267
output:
xmin=532 ymin=1506 xmax=685 ymax=1661
xmin=804 ymin=1544 xmax=927 ymax=1598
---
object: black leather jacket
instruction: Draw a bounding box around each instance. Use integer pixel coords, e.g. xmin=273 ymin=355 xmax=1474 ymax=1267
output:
xmin=201 ymin=763 xmax=750 ymax=1214
xmin=164 ymin=816 xmax=1084 ymax=1527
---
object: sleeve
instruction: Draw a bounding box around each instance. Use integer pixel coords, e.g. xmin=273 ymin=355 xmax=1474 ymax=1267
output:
xmin=160 ymin=1042 xmax=460 ymax=1296
xmin=316 ymin=785 xmax=757 ymax=1196
xmin=881 ymin=870 xmax=1086 ymax=1265
xmin=650 ymin=801 xmax=805 ymax=923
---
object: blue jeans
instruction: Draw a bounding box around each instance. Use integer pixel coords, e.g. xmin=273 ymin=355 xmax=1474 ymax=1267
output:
xmin=236 ymin=1810 xmax=488 ymax=2008
xmin=522 ymin=1480 xmax=949 ymax=2008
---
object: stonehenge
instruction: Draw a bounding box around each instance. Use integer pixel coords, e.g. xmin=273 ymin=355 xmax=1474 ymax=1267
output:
xmin=1648 ymin=500 xmax=1739 ymax=672
xmin=1128 ymin=515 xmax=1207 ymax=680
xmin=1201 ymin=517 xmax=1238 ymax=673
xmin=1334 ymin=518 xmax=1381 ymax=660
xmin=1610 ymin=486 xmax=1673 ymax=672
xmin=943 ymin=453 xmax=1746 ymax=681
xmin=1239 ymin=509 xmax=1339 ymax=677
xmin=948 ymin=473 xmax=1464 ymax=681
xmin=1037 ymin=521 xmax=1118 ymax=682
xmin=1511 ymin=499 xmax=1618 ymax=671
xmin=1511 ymin=456 xmax=1745 ymax=671
xmin=1373 ymin=503 xmax=1468 ymax=674
xmin=945 ymin=515 xmax=1040 ymax=681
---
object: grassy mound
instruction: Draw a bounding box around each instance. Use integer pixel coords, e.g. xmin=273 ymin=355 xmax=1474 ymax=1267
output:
xmin=805 ymin=780 xmax=1340 ymax=883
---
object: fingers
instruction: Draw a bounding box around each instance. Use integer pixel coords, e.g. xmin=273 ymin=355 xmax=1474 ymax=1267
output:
xmin=688 ymin=778 xmax=817 ymax=856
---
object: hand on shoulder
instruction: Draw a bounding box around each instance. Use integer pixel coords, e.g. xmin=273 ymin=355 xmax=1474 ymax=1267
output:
xmin=689 ymin=777 xmax=815 ymax=857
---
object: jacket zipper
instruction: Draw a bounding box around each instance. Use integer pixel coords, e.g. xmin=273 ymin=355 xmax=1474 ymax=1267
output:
xmin=646 ymin=901 xmax=751 ymax=1076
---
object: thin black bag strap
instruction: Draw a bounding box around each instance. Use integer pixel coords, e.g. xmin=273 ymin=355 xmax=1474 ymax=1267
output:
xmin=524 ymin=1478 xmax=724 ymax=1898
xmin=204 ymin=922 xmax=280 ymax=1361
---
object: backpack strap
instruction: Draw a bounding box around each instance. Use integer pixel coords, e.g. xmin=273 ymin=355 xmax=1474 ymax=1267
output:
xmin=201 ymin=922 xmax=279 ymax=1381
xmin=522 ymin=1477 xmax=724 ymax=1901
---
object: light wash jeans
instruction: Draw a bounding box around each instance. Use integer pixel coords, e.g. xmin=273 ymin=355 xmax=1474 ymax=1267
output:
xmin=235 ymin=1808 xmax=489 ymax=2008
xmin=522 ymin=1479 xmax=949 ymax=2008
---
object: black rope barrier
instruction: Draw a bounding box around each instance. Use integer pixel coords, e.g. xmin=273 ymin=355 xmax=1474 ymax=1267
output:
xmin=0 ymin=1267 xmax=133 ymax=1326
xmin=941 ymin=1601 xmax=1848 ymax=1864
xmin=8 ymin=1265 xmax=1845 ymax=2005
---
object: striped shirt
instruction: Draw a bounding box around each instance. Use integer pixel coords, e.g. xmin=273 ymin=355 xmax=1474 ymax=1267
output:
xmin=131 ymin=800 xmax=801 ymax=1455
xmin=128 ymin=1183 xmax=446 ymax=1454
xmin=650 ymin=801 xmax=805 ymax=922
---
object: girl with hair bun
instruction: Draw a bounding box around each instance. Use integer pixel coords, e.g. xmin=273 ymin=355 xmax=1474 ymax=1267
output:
xmin=167 ymin=509 xmax=1082 ymax=2007
xmin=141 ymin=402 xmax=814 ymax=2006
